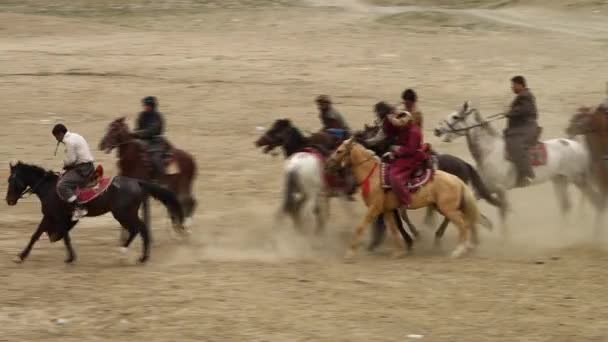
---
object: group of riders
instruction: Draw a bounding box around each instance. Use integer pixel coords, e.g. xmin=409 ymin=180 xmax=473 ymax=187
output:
xmin=317 ymin=75 xmax=540 ymax=205
xmin=54 ymin=75 xmax=540 ymax=219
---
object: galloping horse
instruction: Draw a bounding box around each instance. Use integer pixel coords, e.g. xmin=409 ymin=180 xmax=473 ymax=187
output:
xmin=434 ymin=101 xmax=600 ymax=233
xmin=255 ymin=119 xmax=414 ymax=249
xmin=566 ymin=105 xmax=608 ymax=232
xmin=99 ymin=117 xmax=197 ymax=229
xmin=326 ymin=139 xmax=480 ymax=259
xmin=355 ymin=124 xmax=500 ymax=249
xmin=567 ymin=105 xmax=608 ymax=199
xmin=5 ymin=161 xmax=185 ymax=264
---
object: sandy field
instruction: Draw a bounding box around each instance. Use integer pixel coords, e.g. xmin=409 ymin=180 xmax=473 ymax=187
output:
xmin=1 ymin=0 xmax=608 ymax=340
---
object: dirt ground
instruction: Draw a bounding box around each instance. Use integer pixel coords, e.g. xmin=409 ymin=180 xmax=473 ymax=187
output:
xmin=1 ymin=0 xmax=608 ymax=340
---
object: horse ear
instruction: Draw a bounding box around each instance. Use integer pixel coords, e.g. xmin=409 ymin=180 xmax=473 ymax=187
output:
xmin=9 ymin=160 xmax=15 ymax=168
xmin=119 ymin=116 xmax=126 ymax=122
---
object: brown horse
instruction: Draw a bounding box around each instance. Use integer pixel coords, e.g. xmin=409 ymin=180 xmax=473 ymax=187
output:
xmin=566 ymin=105 xmax=608 ymax=208
xmin=99 ymin=117 xmax=197 ymax=227
xmin=326 ymin=138 xmax=480 ymax=260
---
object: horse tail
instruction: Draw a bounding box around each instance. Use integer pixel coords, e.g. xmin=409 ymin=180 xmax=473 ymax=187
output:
xmin=283 ymin=169 xmax=300 ymax=214
xmin=138 ymin=181 xmax=185 ymax=228
xmin=460 ymin=184 xmax=480 ymax=229
xmin=466 ymin=162 xmax=502 ymax=208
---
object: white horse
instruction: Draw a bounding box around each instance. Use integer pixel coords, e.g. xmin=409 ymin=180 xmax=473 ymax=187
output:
xmin=281 ymin=152 xmax=329 ymax=232
xmin=434 ymin=101 xmax=600 ymax=232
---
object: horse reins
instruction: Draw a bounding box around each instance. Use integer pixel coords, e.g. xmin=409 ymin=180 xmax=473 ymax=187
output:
xmin=442 ymin=110 xmax=505 ymax=135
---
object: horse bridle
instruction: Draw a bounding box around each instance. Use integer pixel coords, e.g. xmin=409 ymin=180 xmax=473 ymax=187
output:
xmin=441 ymin=109 xmax=505 ymax=135
xmin=8 ymin=172 xmax=47 ymax=199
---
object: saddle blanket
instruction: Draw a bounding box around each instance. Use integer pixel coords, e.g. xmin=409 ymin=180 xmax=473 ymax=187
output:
xmin=380 ymin=164 xmax=433 ymax=193
xmin=75 ymin=176 xmax=114 ymax=204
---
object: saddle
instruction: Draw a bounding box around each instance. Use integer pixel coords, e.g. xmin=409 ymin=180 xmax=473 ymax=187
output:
xmin=505 ymin=126 xmax=548 ymax=167
xmin=380 ymin=158 xmax=436 ymax=193
xmin=57 ymin=165 xmax=114 ymax=204
xmin=135 ymin=138 xmax=178 ymax=174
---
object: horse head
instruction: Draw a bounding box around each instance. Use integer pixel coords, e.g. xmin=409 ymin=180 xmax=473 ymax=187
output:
xmin=434 ymin=101 xmax=480 ymax=142
xmin=5 ymin=161 xmax=50 ymax=206
xmin=326 ymin=137 xmax=355 ymax=171
xmin=567 ymin=106 xmax=608 ymax=138
xmin=99 ymin=117 xmax=130 ymax=153
xmin=255 ymin=119 xmax=294 ymax=153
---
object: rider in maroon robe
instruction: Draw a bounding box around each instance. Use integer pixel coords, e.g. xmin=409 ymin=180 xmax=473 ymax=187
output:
xmin=366 ymin=102 xmax=426 ymax=206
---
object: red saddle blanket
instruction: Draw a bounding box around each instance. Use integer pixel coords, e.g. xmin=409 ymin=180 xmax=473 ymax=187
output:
xmin=528 ymin=143 xmax=548 ymax=167
xmin=75 ymin=176 xmax=114 ymax=204
xmin=380 ymin=163 xmax=434 ymax=193
xmin=300 ymin=147 xmax=345 ymax=190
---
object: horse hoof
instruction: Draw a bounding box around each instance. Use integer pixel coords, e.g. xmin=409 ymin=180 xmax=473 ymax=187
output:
xmin=12 ymin=255 xmax=24 ymax=264
xmin=344 ymin=250 xmax=356 ymax=262
xmin=138 ymin=256 xmax=149 ymax=264
xmin=64 ymin=257 xmax=76 ymax=264
xmin=450 ymin=246 xmax=468 ymax=259
xmin=391 ymin=250 xmax=407 ymax=259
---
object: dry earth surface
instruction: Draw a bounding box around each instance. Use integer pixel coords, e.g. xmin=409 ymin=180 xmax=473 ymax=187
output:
xmin=1 ymin=0 xmax=608 ymax=340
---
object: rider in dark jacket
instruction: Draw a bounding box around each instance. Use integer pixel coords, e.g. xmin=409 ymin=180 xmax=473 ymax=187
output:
xmin=133 ymin=96 xmax=166 ymax=180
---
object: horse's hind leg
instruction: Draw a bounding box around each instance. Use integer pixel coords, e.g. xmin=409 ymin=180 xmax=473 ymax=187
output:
xmin=441 ymin=207 xmax=471 ymax=258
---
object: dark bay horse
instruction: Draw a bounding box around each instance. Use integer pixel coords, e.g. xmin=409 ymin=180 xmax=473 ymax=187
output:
xmin=255 ymin=119 xmax=415 ymax=250
xmin=355 ymin=124 xmax=501 ymax=249
xmin=5 ymin=161 xmax=185 ymax=264
xmin=99 ymin=117 xmax=197 ymax=228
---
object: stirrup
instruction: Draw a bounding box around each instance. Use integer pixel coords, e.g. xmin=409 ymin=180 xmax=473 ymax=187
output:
xmin=72 ymin=207 xmax=88 ymax=221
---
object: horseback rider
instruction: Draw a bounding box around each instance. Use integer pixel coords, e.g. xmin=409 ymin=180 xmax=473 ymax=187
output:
xmin=132 ymin=96 xmax=167 ymax=180
xmin=316 ymin=95 xmax=351 ymax=141
xmin=401 ymin=88 xmax=423 ymax=128
xmin=52 ymin=124 xmax=95 ymax=221
xmin=505 ymin=76 xmax=539 ymax=187
xmin=365 ymin=102 xmax=427 ymax=206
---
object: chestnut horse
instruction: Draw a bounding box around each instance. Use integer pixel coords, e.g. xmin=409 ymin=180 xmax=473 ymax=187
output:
xmin=99 ymin=117 xmax=197 ymax=228
xmin=326 ymin=139 xmax=480 ymax=260
xmin=566 ymin=105 xmax=608 ymax=227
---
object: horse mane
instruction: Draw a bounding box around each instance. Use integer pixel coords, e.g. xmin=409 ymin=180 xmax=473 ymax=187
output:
xmin=15 ymin=162 xmax=58 ymax=180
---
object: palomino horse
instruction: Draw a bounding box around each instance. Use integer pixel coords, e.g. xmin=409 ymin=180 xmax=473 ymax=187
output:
xmin=5 ymin=161 xmax=185 ymax=264
xmin=99 ymin=117 xmax=197 ymax=230
xmin=434 ymin=101 xmax=600 ymax=233
xmin=326 ymin=139 xmax=480 ymax=259
xmin=355 ymin=124 xmax=500 ymax=249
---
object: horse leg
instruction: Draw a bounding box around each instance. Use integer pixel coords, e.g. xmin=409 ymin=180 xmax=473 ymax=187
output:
xmin=368 ymin=216 xmax=386 ymax=252
xmin=394 ymin=210 xmax=413 ymax=251
xmin=399 ymin=208 xmax=419 ymax=238
xmin=15 ymin=216 xmax=50 ymax=263
xmin=314 ymin=194 xmax=329 ymax=235
xmin=423 ymin=206 xmax=436 ymax=226
xmin=573 ymin=177 xmax=605 ymax=238
xmin=63 ymin=231 xmax=76 ymax=264
xmin=495 ymin=189 xmax=509 ymax=238
xmin=434 ymin=218 xmax=450 ymax=248
xmin=383 ymin=211 xmax=407 ymax=258
xmin=552 ymin=175 xmax=571 ymax=214
xmin=138 ymin=217 xmax=151 ymax=263
xmin=345 ymin=205 xmax=380 ymax=260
